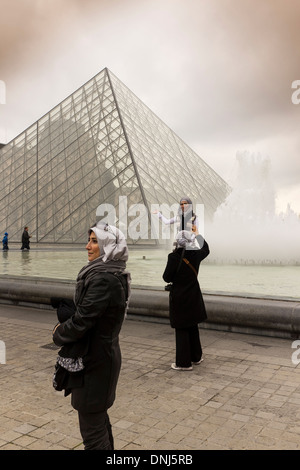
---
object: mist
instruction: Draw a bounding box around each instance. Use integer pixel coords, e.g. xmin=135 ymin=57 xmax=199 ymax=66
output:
xmin=206 ymin=151 xmax=300 ymax=265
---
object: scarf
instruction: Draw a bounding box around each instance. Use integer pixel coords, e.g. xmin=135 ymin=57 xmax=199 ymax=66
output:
xmin=77 ymin=257 xmax=127 ymax=281
xmin=91 ymin=222 xmax=128 ymax=263
xmin=77 ymin=223 xmax=131 ymax=310
xmin=175 ymin=230 xmax=198 ymax=250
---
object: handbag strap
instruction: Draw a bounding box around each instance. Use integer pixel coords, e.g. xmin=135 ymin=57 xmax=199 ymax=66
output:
xmin=176 ymin=248 xmax=186 ymax=273
xmin=183 ymin=258 xmax=198 ymax=277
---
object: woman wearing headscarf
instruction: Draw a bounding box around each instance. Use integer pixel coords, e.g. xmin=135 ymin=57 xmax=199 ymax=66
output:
xmin=163 ymin=227 xmax=209 ymax=371
xmin=52 ymin=222 xmax=130 ymax=450
xmin=154 ymin=196 xmax=199 ymax=233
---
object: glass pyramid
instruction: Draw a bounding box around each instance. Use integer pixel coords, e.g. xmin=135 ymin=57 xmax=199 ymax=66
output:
xmin=0 ymin=68 xmax=230 ymax=245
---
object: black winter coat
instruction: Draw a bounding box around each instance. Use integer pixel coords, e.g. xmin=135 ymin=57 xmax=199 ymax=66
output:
xmin=162 ymin=235 xmax=209 ymax=329
xmin=53 ymin=270 xmax=128 ymax=413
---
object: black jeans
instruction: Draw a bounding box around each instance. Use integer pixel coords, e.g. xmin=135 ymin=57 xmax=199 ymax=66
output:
xmin=175 ymin=325 xmax=202 ymax=367
xmin=78 ymin=410 xmax=114 ymax=450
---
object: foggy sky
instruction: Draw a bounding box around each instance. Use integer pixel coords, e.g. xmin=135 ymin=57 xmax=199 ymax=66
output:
xmin=1 ymin=0 xmax=300 ymax=213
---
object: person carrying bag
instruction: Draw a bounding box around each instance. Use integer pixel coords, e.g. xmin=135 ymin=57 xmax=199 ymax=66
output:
xmin=163 ymin=228 xmax=210 ymax=371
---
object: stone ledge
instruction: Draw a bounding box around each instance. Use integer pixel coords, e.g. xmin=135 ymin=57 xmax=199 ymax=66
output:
xmin=0 ymin=275 xmax=299 ymax=339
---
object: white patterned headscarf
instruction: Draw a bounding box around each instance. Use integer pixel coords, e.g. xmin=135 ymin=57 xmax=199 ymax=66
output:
xmin=175 ymin=230 xmax=196 ymax=250
xmin=76 ymin=222 xmax=130 ymax=316
xmin=90 ymin=222 xmax=128 ymax=263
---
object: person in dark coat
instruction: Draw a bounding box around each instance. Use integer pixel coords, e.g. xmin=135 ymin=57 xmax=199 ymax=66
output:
xmin=2 ymin=232 xmax=8 ymax=250
xmin=21 ymin=226 xmax=31 ymax=250
xmin=163 ymin=228 xmax=209 ymax=371
xmin=52 ymin=222 xmax=131 ymax=450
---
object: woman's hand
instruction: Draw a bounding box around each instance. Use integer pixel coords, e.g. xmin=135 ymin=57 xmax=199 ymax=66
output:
xmin=192 ymin=225 xmax=198 ymax=236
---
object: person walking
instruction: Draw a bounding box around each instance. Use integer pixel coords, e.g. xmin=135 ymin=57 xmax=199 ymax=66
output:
xmin=52 ymin=222 xmax=130 ymax=450
xmin=2 ymin=232 xmax=8 ymax=250
xmin=163 ymin=228 xmax=209 ymax=371
xmin=21 ymin=226 xmax=31 ymax=250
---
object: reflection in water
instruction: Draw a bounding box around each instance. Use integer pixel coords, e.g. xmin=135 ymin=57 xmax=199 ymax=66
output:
xmin=21 ymin=251 xmax=31 ymax=275
xmin=2 ymin=250 xmax=9 ymax=272
xmin=1 ymin=248 xmax=300 ymax=300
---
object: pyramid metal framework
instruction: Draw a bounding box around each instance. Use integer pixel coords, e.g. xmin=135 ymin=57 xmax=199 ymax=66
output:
xmin=0 ymin=68 xmax=230 ymax=245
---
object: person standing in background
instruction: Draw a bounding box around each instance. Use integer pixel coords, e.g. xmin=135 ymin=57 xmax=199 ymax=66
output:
xmin=21 ymin=226 xmax=31 ymax=250
xmin=153 ymin=196 xmax=200 ymax=233
xmin=2 ymin=232 xmax=8 ymax=250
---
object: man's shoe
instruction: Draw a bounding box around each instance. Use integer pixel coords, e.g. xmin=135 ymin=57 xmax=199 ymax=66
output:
xmin=171 ymin=363 xmax=193 ymax=371
xmin=192 ymin=358 xmax=204 ymax=365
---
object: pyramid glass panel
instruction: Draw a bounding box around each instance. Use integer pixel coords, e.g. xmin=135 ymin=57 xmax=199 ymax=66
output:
xmin=0 ymin=68 xmax=230 ymax=245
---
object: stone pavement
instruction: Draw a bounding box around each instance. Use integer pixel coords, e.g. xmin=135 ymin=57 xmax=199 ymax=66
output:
xmin=0 ymin=303 xmax=300 ymax=451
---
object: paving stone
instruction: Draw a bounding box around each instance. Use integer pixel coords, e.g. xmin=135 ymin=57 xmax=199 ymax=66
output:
xmin=13 ymin=423 xmax=37 ymax=434
xmin=1 ymin=303 xmax=300 ymax=450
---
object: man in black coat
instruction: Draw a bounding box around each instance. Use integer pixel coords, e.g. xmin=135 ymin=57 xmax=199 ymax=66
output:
xmin=21 ymin=226 xmax=31 ymax=250
xmin=163 ymin=228 xmax=209 ymax=371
